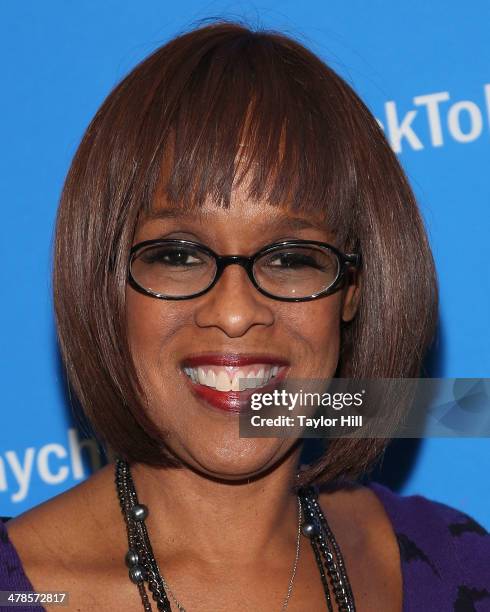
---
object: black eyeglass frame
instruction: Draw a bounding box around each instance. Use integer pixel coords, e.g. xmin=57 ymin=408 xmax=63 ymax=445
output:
xmin=128 ymin=238 xmax=362 ymax=302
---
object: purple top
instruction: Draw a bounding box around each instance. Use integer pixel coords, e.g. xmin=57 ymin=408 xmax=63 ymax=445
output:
xmin=1 ymin=481 xmax=489 ymax=611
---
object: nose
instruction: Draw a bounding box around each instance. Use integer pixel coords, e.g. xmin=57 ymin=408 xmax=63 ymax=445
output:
xmin=193 ymin=264 xmax=275 ymax=337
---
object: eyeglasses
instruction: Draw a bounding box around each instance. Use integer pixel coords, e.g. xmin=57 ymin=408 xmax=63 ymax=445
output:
xmin=128 ymin=239 xmax=361 ymax=302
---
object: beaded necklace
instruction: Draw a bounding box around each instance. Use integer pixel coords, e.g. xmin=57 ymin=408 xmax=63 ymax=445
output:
xmin=115 ymin=459 xmax=356 ymax=611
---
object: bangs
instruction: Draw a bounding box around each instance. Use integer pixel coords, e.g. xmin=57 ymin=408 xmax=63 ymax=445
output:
xmin=133 ymin=25 xmax=359 ymax=247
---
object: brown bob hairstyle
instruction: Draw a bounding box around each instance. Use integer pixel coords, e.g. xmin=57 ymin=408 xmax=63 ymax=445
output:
xmin=53 ymin=21 xmax=438 ymax=487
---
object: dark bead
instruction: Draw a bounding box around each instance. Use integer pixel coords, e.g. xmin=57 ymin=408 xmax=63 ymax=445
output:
xmin=129 ymin=565 xmax=144 ymax=583
xmin=131 ymin=504 xmax=149 ymax=521
xmin=301 ymin=521 xmax=318 ymax=537
xmin=125 ymin=549 xmax=139 ymax=567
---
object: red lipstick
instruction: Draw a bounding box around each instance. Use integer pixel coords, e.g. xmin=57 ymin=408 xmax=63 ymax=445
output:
xmin=182 ymin=354 xmax=290 ymax=367
xmin=180 ymin=353 xmax=290 ymax=414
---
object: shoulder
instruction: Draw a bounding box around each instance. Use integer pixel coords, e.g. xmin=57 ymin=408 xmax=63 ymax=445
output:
xmin=368 ymin=480 xmax=490 ymax=547
xmin=0 ymin=518 xmax=39 ymax=594
xmin=317 ymin=481 xmax=404 ymax=610
xmin=368 ymin=481 xmax=490 ymax=605
xmin=2 ymin=464 xmax=128 ymax=605
xmin=4 ymin=464 xmax=116 ymax=561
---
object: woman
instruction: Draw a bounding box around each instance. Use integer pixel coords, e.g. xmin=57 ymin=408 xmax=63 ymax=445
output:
xmin=1 ymin=21 xmax=489 ymax=612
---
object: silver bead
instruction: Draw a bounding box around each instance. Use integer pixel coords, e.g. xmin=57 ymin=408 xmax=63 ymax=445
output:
xmin=129 ymin=565 xmax=145 ymax=583
xmin=131 ymin=504 xmax=149 ymax=521
xmin=125 ymin=549 xmax=139 ymax=567
xmin=301 ymin=521 xmax=318 ymax=537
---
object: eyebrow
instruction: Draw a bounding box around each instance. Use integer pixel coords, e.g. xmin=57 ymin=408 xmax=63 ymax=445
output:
xmin=144 ymin=208 xmax=327 ymax=232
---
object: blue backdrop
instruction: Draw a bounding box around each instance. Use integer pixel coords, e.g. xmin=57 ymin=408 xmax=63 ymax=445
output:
xmin=1 ymin=1 xmax=489 ymax=527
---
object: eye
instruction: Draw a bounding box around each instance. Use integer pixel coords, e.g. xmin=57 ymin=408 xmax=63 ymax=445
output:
xmin=140 ymin=246 xmax=205 ymax=267
xmin=265 ymin=250 xmax=329 ymax=271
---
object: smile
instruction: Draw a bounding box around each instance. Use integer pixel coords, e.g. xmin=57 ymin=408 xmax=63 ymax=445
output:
xmin=180 ymin=354 xmax=290 ymax=413
xmin=182 ymin=364 xmax=282 ymax=391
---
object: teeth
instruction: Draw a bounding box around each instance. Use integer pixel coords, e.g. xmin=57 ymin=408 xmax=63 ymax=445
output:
xmin=231 ymin=375 xmax=241 ymax=391
xmin=246 ymin=371 xmax=259 ymax=389
xmin=184 ymin=367 xmax=198 ymax=383
xmin=215 ymin=370 xmax=231 ymax=391
xmin=183 ymin=364 xmax=282 ymax=391
xmin=207 ymin=370 xmax=216 ymax=387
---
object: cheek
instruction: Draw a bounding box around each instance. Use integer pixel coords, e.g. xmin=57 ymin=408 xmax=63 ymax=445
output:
xmin=282 ymin=294 xmax=343 ymax=376
xmin=126 ymin=289 xmax=155 ymax=360
xmin=125 ymin=288 xmax=179 ymax=382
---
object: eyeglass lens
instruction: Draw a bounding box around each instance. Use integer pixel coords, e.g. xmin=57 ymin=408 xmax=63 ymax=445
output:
xmin=130 ymin=243 xmax=340 ymax=299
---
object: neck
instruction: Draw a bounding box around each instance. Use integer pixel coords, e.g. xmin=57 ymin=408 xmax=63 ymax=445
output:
xmin=128 ymin=451 xmax=302 ymax=565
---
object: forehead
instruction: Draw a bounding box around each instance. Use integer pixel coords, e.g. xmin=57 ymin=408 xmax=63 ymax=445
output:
xmin=141 ymin=201 xmax=330 ymax=233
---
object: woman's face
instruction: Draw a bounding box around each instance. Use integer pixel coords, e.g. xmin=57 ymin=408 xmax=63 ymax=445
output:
xmin=125 ymin=181 xmax=360 ymax=480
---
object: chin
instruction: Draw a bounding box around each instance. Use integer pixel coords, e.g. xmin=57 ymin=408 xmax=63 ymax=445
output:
xmin=181 ymin=437 xmax=294 ymax=482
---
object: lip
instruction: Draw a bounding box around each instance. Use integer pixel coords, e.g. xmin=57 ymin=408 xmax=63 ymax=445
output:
xmin=180 ymin=353 xmax=290 ymax=414
xmin=181 ymin=353 xmax=290 ymax=368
